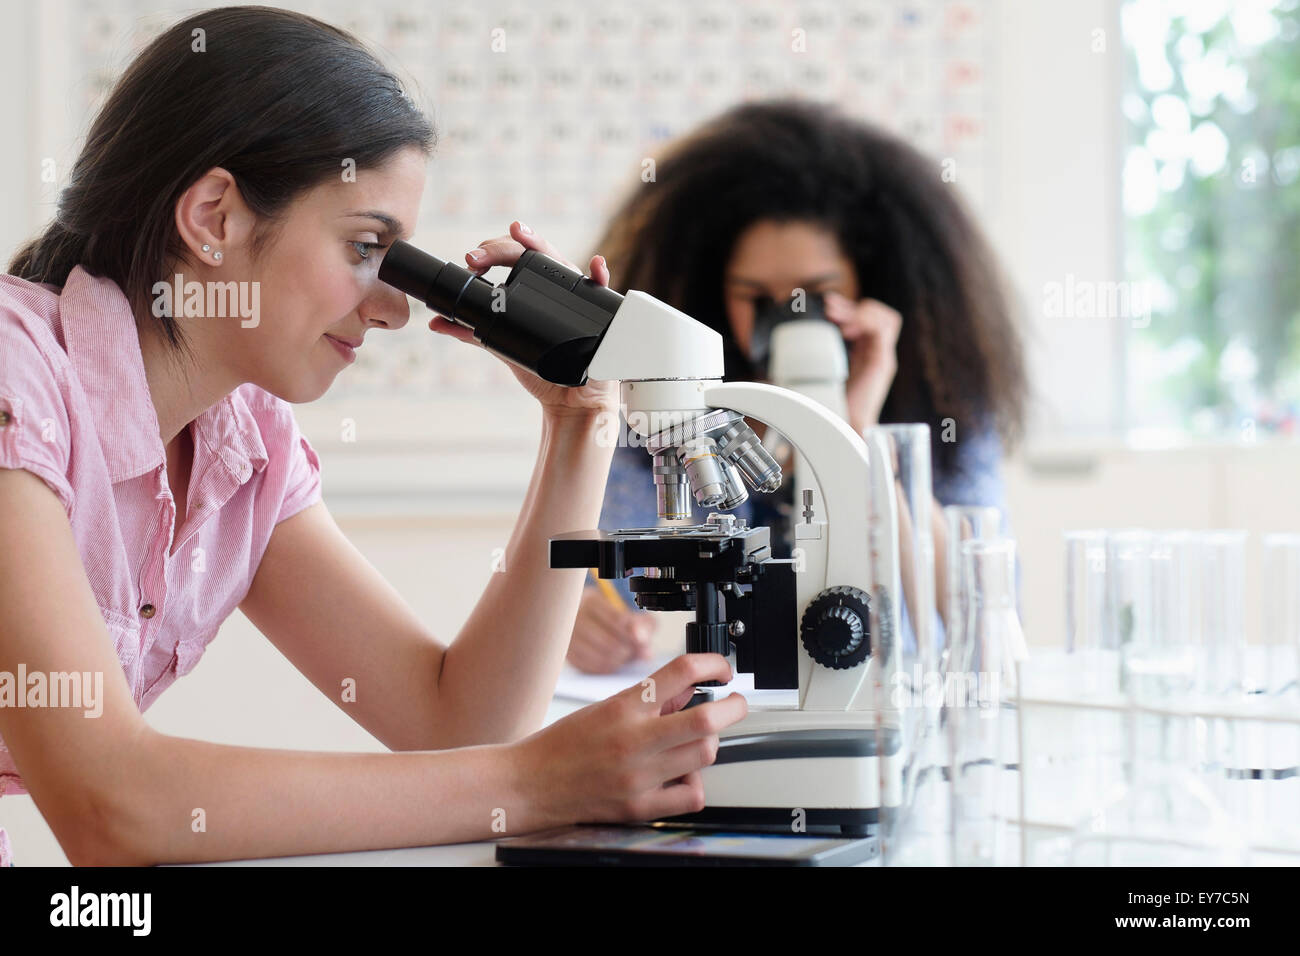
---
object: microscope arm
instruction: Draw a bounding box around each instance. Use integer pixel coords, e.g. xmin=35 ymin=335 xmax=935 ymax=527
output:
xmin=700 ymin=383 xmax=875 ymax=587
xmin=699 ymin=382 xmax=903 ymax=712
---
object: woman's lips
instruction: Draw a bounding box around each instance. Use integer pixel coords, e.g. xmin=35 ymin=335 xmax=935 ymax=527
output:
xmin=325 ymin=334 xmax=358 ymax=362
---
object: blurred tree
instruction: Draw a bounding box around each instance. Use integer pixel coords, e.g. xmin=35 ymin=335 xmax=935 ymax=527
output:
xmin=1124 ymin=0 xmax=1300 ymax=434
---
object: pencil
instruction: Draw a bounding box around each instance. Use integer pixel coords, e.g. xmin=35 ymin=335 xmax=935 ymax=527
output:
xmin=591 ymin=572 xmax=626 ymax=611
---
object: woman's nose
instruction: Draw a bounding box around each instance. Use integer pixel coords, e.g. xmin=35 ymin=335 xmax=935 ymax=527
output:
xmin=362 ymin=281 xmax=411 ymax=332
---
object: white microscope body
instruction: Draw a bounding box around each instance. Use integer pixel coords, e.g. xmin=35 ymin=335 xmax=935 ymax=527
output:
xmin=586 ymin=294 xmax=905 ymax=830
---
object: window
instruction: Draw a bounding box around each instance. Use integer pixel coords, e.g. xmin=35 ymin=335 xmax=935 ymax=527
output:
xmin=1122 ymin=0 xmax=1300 ymax=438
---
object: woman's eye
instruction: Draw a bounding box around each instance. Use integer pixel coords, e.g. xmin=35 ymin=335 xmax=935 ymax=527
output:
xmin=350 ymin=241 xmax=381 ymax=261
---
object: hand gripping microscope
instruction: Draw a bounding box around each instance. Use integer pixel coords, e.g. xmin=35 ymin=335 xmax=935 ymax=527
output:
xmin=380 ymin=242 xmax=905 ymax=835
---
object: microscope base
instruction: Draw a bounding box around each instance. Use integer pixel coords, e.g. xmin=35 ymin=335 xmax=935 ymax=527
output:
xmin=659 ymin=726 xmax=903 ymax=837
xmin=661 ymin=806 xmax=876 ymax=837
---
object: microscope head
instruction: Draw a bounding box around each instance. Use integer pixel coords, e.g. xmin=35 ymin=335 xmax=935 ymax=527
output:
xmin=378 ymin=239 xmax=730 ymax=388
xmin=768 ymin=319 xmax=849 ymax=388
xmin=378 ymin=239 xmax=783 ymax=520
xmin=579 ymin=279 xmax=784 ymax=519
xmin=378 ymin=240 xmax=623 ymax=386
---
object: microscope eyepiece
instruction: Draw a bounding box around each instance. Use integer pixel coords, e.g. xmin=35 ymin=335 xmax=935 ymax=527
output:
xmin=378 ymin=239 xmax=625 ymax=386
xmin=375 ymin=242 xmax=469 ymax=317
xmin=748 ymin=291 xmax=833 ymax=377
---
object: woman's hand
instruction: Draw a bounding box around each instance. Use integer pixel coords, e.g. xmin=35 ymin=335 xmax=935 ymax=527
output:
xmin=508 ymin=654 xmax=747 ymax=827
xmin=822 ymin=292 xmax=903 ymax=434
xmin=427 ymin=221 xmax=618 ymax=420
xmin=567 ymin=584 xmax=656 ymax=674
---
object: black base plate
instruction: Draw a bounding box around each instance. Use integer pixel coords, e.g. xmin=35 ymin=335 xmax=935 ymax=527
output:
xmin=658 ymin=805 xmax=876 ymax=837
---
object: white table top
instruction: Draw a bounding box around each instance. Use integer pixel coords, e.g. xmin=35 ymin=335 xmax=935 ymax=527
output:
xmin=191 ymin=841 xmax=501 ymax=867
xmin=184 ymin=678 xmax=827 ymax=867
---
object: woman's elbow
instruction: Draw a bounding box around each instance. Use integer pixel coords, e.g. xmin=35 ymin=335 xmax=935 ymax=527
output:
xmin=66 ymin=826 xmax=156 ymax=867
xmin=44 ymin=735 xmax=167 ymax=866
xmin=53 ymin=781 xmax=160 ymax=866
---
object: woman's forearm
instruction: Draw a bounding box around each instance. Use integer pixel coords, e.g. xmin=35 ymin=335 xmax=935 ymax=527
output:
xmin=93 ymin=727 xmax=544 ymax=865
xmin=434 ymin=409 xmax=617 ymax=746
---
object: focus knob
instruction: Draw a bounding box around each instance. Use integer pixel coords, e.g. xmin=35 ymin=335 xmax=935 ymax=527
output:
xmin=800 ymin=586 xmax=872 ymax=669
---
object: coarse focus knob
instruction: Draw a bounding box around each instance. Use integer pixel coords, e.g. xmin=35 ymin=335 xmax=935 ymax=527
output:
xmin=799 ymin=586 xmax=872 ymax=669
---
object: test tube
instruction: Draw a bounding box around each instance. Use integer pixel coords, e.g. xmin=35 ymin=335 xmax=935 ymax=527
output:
xmin=1150 ymin=531 xmax=1200 ymax=648
xmin=950 ymin=538 xmax=1024 ymax=866
xmin=1196 ymin=530 xmax=1247 ymax=823
xmin=1103 ymin=531 xmax=1155 ymax=686
xmin=866 ymin=424 xmax=939 ymax=858
xmin=1262 ymin=534 xmax=1300 ymax=698
xmin=1260 ymin=535 xmax=1300 ymax=841
xmin=1064 ymin=531 xmax=1106 ymax=651
xmin=946 ymin=506 xmax=1003 ymax=678
xmin=1062 ymin=530 xmax=1117 ymax=830
xmin=1197 ymin=530 xmax=1246 ymax=697
xmin=1064 ymin=529 xmax=1107 ymax=670
xmin=868 ymin=424 xmax=937 ymax=675
xmin=931 ymin=506 xmax=1001 ymax=865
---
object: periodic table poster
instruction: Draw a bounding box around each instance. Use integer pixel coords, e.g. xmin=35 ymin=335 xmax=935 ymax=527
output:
xmin=57 ymin=0 xmax=998 ymax=407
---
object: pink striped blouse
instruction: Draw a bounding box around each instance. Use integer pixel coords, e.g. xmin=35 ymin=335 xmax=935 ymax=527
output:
xmin=0 ymin=266 xmax=324 ymax=865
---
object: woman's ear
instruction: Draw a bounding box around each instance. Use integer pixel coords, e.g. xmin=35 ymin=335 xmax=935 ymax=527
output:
xmin=173 ymin=167 xmax=255 ymax=268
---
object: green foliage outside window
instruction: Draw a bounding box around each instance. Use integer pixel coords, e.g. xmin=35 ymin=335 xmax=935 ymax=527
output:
xmin=1123 ymin=0 xmax=1300 ymax=436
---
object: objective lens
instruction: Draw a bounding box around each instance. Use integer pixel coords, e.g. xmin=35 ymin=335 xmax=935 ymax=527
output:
xmin=652 ymin=450 xmax=692 ymax=520
xmin=716 ymin=421 xmax=782 ymax=493
xmin=678 ymin=438 xmax=727 ymax=509
xmin=718 ymin=461 xmax=748 ymax=511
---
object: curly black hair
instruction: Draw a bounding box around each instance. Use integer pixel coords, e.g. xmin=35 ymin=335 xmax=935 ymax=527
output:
xmin=589 ymin=98 xmax=1027 ymax=475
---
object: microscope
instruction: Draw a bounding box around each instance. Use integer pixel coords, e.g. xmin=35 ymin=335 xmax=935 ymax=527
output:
xmin=748 ymin=291 xmax=852 ymax=532
xmin=380 ymin=242 xmax=905 ymax=835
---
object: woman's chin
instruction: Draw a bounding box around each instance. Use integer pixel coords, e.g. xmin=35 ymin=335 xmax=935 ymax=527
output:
xmin=297 ymin=377 xmax=336 ymax=404
xmin=260 ymin=371 xmax=334 ymax=405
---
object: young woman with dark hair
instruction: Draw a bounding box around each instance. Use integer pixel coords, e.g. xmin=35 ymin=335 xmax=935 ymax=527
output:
xmin=0 ymin=6 xmax=742 ymax=866
xmin=567 ymin=98 xmax=1028 ymax=674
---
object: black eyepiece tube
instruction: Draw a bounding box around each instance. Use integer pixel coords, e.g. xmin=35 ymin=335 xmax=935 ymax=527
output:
xmin=378 ymin=239 xmax=624 ymax=387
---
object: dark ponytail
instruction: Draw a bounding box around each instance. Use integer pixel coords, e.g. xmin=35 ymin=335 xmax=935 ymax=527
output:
xmin=8 ymin=5 xmax=436 ymax=353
